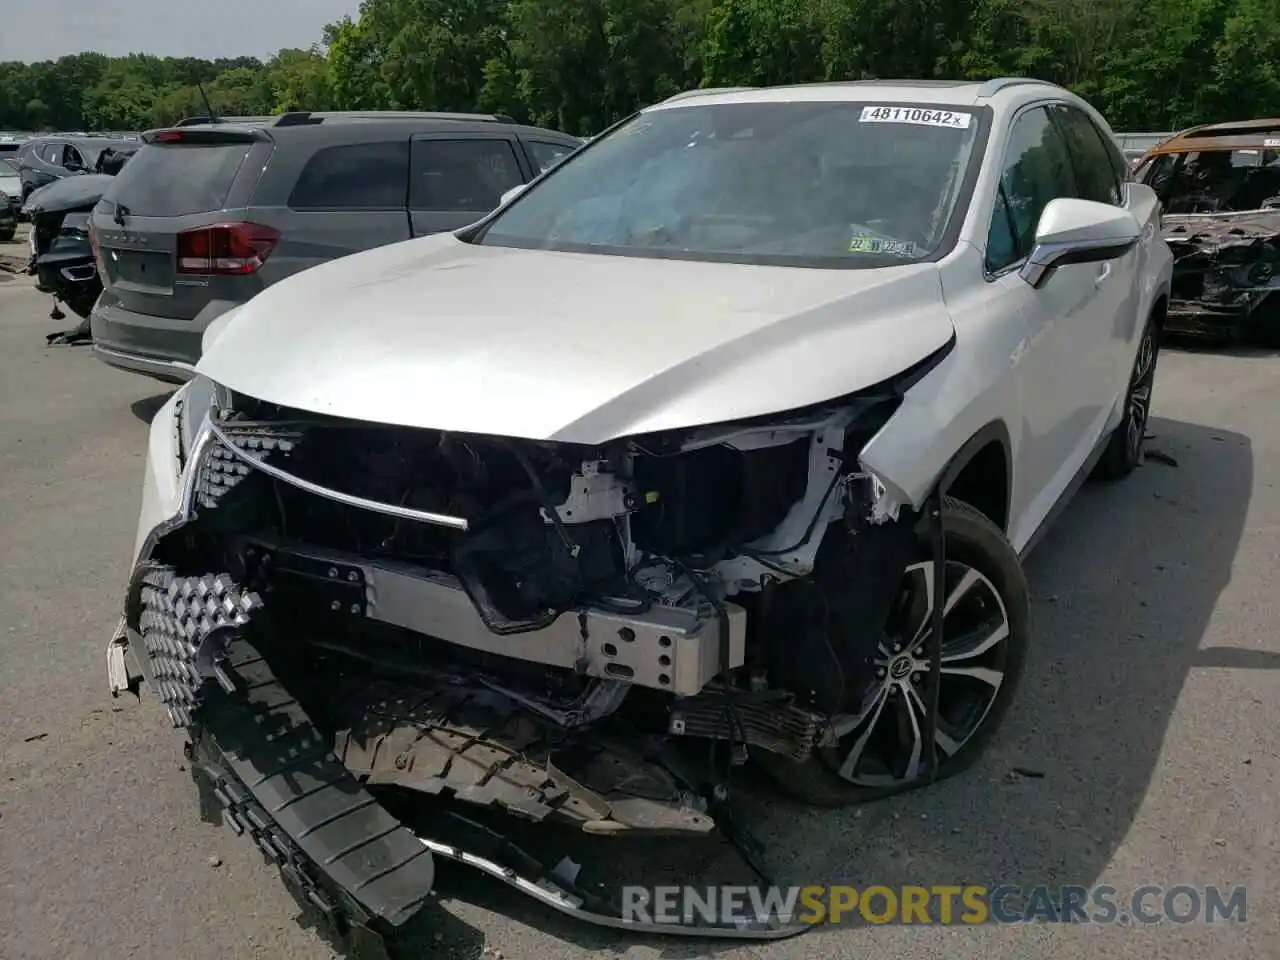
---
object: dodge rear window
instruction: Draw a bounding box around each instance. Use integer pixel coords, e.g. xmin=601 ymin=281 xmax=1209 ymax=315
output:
xmin=108 ymin=143 xmax=252 ymax=217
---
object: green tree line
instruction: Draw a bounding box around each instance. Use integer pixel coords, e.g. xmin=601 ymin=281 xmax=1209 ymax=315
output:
xmin=2 ymin=0 xmax=1277 ymax=136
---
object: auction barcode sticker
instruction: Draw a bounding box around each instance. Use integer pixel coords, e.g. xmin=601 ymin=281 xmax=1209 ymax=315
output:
xmin=859 ymin=106 xmax=972 ymax=129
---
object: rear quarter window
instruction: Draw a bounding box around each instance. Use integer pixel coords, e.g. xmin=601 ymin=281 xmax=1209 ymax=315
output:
xmin=288 ymin=141 xmax=409 ymax=210
xmin=525 ymin=139 xmax=577 ymax=173
xmin=110 ymin=142 xmax=253 ymax=216
xmin=409 ymin=138 xmax=524 ymax=211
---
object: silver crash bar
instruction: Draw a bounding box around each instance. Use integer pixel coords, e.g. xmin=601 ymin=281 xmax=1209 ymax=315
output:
xmin=207 ymin=419 xmax=470 ymax=531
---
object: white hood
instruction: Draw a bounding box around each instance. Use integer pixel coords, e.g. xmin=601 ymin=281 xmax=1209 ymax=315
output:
xmin=198 ymin=234 xmax=955 ymax=443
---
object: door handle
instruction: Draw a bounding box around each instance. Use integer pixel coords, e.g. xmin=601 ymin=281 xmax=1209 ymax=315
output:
xmin=1095 ymin=263 xmax=1112 ymax=286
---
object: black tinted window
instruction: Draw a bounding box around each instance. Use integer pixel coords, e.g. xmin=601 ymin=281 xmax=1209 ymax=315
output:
xmin=289 ymin=141 xmax=408 ymax=210
xmin=987 ymin=107 xmax=1077 ymax=271
xmin=410 ymin=139 xmax=523 ymax=211
xmin=525 ymin=140 xmax=575 ymax=173
xmin=63 ymin=145 xmax=85 ymax=169
xmin=110 ymin=143 xmax=252 ymax=216
xmin=1102 ymin=132 xmax=1130 ymax=188
xmin=986 ymin=185 xmax=1020 ymax=273
xmin=1051 ymin=105 xmax=1121 ymax=205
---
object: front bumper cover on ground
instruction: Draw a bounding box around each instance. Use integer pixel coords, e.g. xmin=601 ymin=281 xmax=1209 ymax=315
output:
xmin=111 ymin=569 xmax=809 ymax=949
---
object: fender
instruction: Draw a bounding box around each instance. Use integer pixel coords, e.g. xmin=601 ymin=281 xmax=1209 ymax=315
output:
xmin=937 ymin=419 xmax=1013 ymax=528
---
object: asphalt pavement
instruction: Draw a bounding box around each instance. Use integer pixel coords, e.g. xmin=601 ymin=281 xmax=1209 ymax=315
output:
xmin=1 ymin=266 xmax=1278 ymax=960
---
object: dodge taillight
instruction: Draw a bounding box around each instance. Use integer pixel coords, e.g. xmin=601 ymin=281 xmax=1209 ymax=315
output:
xmin=176 ymin=222 xmax=280 ymax=276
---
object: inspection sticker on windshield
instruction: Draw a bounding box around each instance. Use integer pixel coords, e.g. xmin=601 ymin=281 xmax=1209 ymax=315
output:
xmin=859 ymin=106 xmax=971 ymax=129
xmin=849 ymin=236 xmax=919 ymax=256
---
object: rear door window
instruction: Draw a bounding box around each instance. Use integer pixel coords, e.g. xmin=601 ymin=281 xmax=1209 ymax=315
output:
xmin=288 ymin=141 xmax=409 ymax=210
xmin=524 ymin=139 xmax=576 ymax=173
xmin=1050 ymin=105 xmax=1122 ymax=205
xmin=110 ymin=143 xmax=253 ymax=216
xmin=409 ymin=138 xmax=524 ymax=212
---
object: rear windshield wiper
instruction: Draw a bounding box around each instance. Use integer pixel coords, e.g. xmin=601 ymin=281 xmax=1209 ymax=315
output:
xmin=113 ymin=203 xmax=130 ymax=227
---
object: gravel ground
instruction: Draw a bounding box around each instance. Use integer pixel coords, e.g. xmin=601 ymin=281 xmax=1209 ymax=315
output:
xmin=0 ymin=271 xmax=1277 ymax=960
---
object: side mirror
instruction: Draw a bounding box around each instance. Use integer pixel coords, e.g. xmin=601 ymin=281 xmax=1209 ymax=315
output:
xmin=1019 ymin=198 xmax=1142 ymax=289
xmin=499 ymin=183 xmax=529 ymax=207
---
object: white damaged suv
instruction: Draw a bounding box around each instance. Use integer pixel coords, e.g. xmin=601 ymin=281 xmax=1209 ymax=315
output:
xmin=109 ymin=77 xmax=1171 ymax=934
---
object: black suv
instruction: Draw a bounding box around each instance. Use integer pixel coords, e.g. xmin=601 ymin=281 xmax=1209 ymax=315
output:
xmin=88 ymin=111 xmax=581 ymax=382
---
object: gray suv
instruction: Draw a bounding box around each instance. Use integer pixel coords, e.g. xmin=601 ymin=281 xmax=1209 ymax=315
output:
xmin=89 ymin=111 xmax=581 ymax=382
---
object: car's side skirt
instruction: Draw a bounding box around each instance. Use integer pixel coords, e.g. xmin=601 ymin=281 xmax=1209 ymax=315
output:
xmin=1016 ymin=427 xmax=1110 ymax=561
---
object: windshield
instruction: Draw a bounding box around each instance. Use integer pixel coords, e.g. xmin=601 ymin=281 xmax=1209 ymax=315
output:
xmin=1144 ymin=148 xmax=1280 ymax=214
xmin=475 ymin=100 xmax=984 ymax=267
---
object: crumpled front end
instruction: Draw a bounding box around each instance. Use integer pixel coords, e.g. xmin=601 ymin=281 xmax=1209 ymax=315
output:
xmin=106 ymin=371 xmax=936 ymax=944
xmin=1163 ymin=212 xmax=1280 ymax=338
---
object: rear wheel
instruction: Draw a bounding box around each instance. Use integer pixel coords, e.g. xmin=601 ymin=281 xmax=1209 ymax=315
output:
xmin=1092 ymin=312 xmax=1159 ymax=482
xmin=755 ymin=497 xmax=1030 ymax=806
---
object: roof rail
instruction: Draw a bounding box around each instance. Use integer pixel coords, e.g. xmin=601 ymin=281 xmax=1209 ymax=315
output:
xmin=663 ymin=87 xmax=755 ymax=103
xmin=975 ymin=77 xmax=1044 ymax=98
xmin=177 ymin=110 xmax=511 ymax=130
xmin=277 ymin=110 xmax=505 ymax=124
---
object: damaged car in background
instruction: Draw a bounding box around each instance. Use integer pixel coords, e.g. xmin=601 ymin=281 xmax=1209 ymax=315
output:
xmin=106 ymin=77 xmax=1171 ymax=951
xmin=1136 ymin=118 xmax=1280 ymax=342
xmin=25 ymin=146 xmax=138 ymax=343
xmin=24 ymin=174 xmax=118 ymax=340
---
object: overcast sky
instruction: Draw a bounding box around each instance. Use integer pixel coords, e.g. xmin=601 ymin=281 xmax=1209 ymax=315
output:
xmin=4 ymin=0 xmax=363 ymax=63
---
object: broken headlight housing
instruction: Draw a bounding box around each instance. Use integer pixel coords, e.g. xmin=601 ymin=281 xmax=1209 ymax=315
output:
xmin=173 ymin=376 xmax=236 ymax=471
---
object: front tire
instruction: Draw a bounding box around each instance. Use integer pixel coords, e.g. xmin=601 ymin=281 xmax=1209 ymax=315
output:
xmin=755 ymin=497 xmax=1030 ymax=806
xmin=1092 ymin=312 xmax=1159 ymax=482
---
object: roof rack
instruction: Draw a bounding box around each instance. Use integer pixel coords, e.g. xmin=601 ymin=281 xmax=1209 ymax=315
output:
xmin=974 ymin=77 xmax=1045 ymax=98
xmin=663 ymin=87 xmax=756 ymax=103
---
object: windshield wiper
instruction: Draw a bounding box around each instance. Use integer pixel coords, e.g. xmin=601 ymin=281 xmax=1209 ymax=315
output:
xmin=113 ymin=203 xmax=130 ymax=227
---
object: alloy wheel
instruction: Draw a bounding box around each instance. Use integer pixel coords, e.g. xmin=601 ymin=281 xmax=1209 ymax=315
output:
xmin=1125 ymin=329 xmax=1157 ymax=462
xmin=825 ymin=560 xmax=1011 ymax=787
